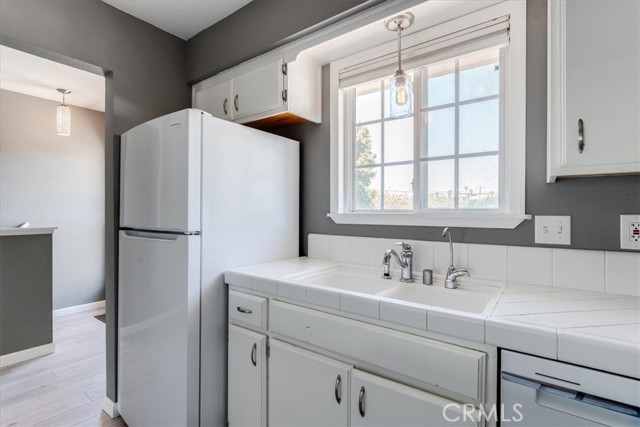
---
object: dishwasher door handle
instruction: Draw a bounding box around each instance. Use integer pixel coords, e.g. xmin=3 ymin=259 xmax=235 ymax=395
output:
xmin=502 ymin=373 xmax=640 ymax=426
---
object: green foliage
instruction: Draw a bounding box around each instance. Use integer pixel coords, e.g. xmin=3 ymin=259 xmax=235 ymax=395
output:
xmin=355 ymin=127 xmax=378 ymax=209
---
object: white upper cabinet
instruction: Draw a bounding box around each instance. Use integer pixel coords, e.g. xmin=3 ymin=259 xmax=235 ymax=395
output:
xmin=192 ymin=55 xmax=321 ymax=130
xmin=547 ymin=0 xmax=640 ymax=182
xmin=233 ymin=59 xmax=284 ymax=120
xmin=193 ymin=80 xmax=232 ymax=121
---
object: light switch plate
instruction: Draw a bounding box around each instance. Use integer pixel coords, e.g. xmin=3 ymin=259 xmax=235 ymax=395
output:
xmin=620 ymin=215 xmax=640 ymax=250
xmin=535 ymin=216 xmax=571 ymax=245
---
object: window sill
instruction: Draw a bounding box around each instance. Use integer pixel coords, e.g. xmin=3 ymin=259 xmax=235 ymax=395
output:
xmin=327 ymin=212 xmax=531 ymax=229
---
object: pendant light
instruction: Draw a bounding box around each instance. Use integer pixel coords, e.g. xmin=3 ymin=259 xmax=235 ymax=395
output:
xmin=385 ymin=13 xmax=414 ymax=118
xmin=56 ymin=88 xmax=71 ymax=136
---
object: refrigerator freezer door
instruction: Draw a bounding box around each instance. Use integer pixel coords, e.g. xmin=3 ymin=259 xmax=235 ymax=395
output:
xmin=118 ymin=230 xmax=201 ymax=427
xmin=120 ymin=109 xmax=202 ymax=232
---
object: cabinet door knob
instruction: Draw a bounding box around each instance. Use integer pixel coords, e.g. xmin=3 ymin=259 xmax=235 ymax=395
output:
xmin=223 ymin=98 xmax=228 ymax=116
xmin=578 ymin=119 xmax=585 ymax=153
xmin=250 ymin=343 xmax=257 ymax=367
xmin=334 ymin=374 xmax=342 ymax=404
xmin=358 ymin=386 xmax=366 ymax=417
xmin=234 ymin=95 xmax=239 ymax=112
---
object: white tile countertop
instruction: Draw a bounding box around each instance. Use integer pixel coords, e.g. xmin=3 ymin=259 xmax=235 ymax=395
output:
xmin=226 ymin=257 xmax=640 ymax=379
xmin=0 ymin=227 xmax=57 ymax=236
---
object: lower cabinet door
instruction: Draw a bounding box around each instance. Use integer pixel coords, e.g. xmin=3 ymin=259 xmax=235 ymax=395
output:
xmin=269 ymin=339 xmax=351 ymax=427
xmin=228 ymin=325 xmax=267 ymax=427
xmin=351 ymin=370 xmax=480 ymax=427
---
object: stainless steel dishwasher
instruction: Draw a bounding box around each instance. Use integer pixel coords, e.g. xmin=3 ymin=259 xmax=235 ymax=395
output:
xmin=500 ymin=350 xmax=640 ymax=426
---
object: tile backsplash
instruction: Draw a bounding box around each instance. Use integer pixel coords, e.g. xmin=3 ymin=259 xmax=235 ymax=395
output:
xmin=307 ymin=234 xmax=640 ymax=297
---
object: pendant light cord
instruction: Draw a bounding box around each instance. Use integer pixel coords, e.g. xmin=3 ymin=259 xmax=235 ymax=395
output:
xmin=397 ymin=24 xmax=403 ymax=72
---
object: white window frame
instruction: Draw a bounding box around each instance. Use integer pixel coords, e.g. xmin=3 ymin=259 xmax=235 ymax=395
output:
xmin=328 ymin=1 xmax=530 ymax=229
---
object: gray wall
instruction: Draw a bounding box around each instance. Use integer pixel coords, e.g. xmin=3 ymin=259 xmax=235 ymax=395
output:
xmin=0 ymin=0 xmax=190 ymax=401
xmin=270 ymin=0 xmax=640 ymax=253
xmin=0 ymin=89 xmax=105 ymax=310
xmin=0 ymin=234 xmax=53 ymax=356
xmin=187 ymin=0 xmax=371 ymax=83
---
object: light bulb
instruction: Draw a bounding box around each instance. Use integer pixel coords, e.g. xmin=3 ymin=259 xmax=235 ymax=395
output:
xmin=395 ymin=86 xmax=408 ymax=106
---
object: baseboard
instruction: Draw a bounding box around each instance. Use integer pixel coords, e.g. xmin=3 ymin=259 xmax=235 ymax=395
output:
xmin=0 ymin=342 xmax=55 ymax=367
xmin=102 ymin=396 xmax=120 ymax=418
xmin=53 ymin=300 xmax=105 ymax=317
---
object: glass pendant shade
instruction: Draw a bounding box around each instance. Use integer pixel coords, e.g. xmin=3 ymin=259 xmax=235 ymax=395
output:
xmin=56 ymin=104 xmax=71 ymax=136
xmin=56 ymin=88 xmax=71 ymax=136
xmin=385 ymin=13 xmax=415 ymax=119
xmin=389 ymin=70 xmax=413 ymax=118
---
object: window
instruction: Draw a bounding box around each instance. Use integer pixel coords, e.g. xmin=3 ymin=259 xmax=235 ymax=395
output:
xmin=329 ymin=1 xmax=529 ymax=228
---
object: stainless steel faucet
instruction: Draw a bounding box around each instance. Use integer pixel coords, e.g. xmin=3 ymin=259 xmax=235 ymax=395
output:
xmin=442 ymin=227 xmax=469 ymax=289
xmin=382 ymin=242 xmax=414 ymax=282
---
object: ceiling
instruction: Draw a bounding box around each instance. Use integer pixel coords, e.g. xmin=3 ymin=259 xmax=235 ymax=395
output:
xmin=102 ymin=0 xmax=253 ymax=40
xmin=0 ymin=46 xmax=105 ymax=112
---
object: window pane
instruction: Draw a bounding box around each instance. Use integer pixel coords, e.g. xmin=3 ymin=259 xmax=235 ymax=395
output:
xmin=383 ymin=164 xmax=413 ymax=210
xmin=356 ymin=81 xmax=381 ymax=123
xmin=423 ymin=108 xmax=455 ymax=158
xmin=459 ymin=49 xmax=500 ymax=101
xmin=459 ymin=99 xmax=499 ymax=154
xmin=355 ymin=166 xmax=381 ymax=210
xmin=384 ymin=117 xmax=413 ymax=163
xmin=458 ymin=155 xmax=499 ymax=209
xmin=421 ymin=159 xmax=455 ymax=209
xmin=355 ymin=124 xmax=381 ymax=166
xmin=423 ymin=60 xmax=455 ymax=108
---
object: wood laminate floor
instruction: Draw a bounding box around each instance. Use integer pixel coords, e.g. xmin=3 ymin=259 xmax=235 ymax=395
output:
xmin=0 ymin=309 xmax=127 ymax=427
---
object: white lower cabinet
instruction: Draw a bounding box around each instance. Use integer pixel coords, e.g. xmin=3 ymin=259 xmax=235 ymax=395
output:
xmin=228 ymin=324 xmax=267 ymax=427
xmin=269 ymin=340 xmax=350 ymax=427
xmin=227 ymin=290 xmax=489 ymax=427
xmin=268 ymin=339 xmax=478 ymax=427
xmin=351 ymin=370 xmax=480 ymax=427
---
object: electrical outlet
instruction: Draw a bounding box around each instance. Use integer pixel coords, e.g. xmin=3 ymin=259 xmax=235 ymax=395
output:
xmin=620 ymin=215 xmax=640 ymax=250
xmin=535 ymin=216 xmax=571 ymax=245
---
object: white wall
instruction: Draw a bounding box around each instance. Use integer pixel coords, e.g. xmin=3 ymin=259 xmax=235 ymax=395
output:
xmin=0 ymin=89 xmax=105 ymax=309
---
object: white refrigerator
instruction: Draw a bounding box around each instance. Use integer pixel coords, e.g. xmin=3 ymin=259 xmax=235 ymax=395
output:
xmin=117 ymin=109 xmax=299 ymax=427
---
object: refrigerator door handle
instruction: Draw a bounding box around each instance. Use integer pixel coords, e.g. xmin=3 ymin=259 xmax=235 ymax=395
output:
xmin=123 ymin=230 xmax=181 ymax=241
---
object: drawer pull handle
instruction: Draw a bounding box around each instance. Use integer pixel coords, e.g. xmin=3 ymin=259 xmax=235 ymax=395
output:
xmin=223 ymin=98 xmax=228 ymax=116
xmin=358 ymin=386 xmax=365 ymax=417
xmin=234 ymin=94 xmax=239 ymax=112
xmin=251 ymin=343 xmax=257 ymax=366
xmin=334 ymin=374 xmax=342 ymax=404
xmin=578 ymin=119 xmax=585 ymax=153
xmin=236 ymin=306 xmax=253 ymax=314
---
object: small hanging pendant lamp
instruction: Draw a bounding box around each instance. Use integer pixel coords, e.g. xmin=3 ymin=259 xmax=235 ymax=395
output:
xmin=56 ymin=88 xmax=71 ymax=136
xmin=385 ymin=13 xmax=415 ymax=118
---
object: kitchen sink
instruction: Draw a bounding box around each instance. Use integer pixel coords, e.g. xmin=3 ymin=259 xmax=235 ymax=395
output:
xmin=284 ymin=265 xmax=503 ymax=314
xmin=289 ymin=267 xmax=396 ymax=295
xmin=376 ymin=282 xmax=502 ymax=315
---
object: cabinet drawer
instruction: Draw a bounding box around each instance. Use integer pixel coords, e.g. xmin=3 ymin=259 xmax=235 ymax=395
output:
xmin=271 ymin=301 xmax=485 ymax=402
xmin=229 ymin=290 xmax=267 ymax=329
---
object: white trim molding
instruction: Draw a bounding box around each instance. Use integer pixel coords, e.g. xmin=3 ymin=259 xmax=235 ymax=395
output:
xmin=102 ymin=396 xmax=120 ymax=419
xmin=53 ymin=300 xmax=105 ymax=317
xmin=328 ymin=212 xmax=531 ymax=229
xmin=0 ymin=343 xmax=55 ymax=368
